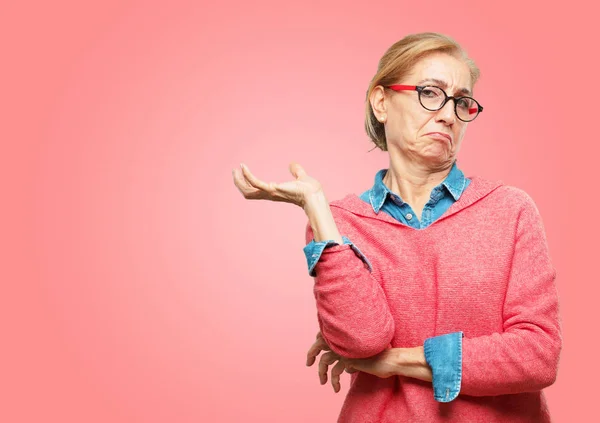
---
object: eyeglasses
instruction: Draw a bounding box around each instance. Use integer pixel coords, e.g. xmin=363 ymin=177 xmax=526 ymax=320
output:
xmin=386 ymin=85 xmax=484 ymax=122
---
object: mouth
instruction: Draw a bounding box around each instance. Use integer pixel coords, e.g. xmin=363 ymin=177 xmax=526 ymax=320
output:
xmin=425 ymin=132 xmax=452 ymax=144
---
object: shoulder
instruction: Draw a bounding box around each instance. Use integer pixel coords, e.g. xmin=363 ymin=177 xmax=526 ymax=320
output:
xmin=476 ymin=180 xmax=544 ymax=224
xmin=469 ymin=175 xmax=539 ymax=210
xmin=496 ymin=185 xmax=540 ymax=209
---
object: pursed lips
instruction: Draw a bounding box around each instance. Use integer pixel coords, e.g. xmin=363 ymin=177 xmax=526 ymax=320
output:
xmin=425 ymin=132 xmax=452 ymax=144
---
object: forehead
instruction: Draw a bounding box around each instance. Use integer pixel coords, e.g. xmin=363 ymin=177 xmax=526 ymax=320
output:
xmin=407 ymin=53 xmax=473 ymax=94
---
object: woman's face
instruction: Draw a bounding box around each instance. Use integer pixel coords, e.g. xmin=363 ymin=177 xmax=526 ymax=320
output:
xmin=376 ymin=52 xmax=474 ymax=168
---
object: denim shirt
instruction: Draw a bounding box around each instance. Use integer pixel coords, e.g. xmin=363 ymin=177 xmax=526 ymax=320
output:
xmin=303 ymin=161 xmax=470 ymax=402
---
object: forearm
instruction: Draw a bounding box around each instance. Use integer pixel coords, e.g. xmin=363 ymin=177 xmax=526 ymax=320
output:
xmin=393 ymin=347 xmax=433 ymax=382
xmin=303 ymin=191 xmax=343 ymax=244
xmin=313 ymin=255 xmax=395 ymax=358
xmin=342 ymin=346 xmax=433 ymax=382
xmin=460 ymin=327 xmax=561 ymax=396
xmin=304 ymin=207 xmax=394 ymax=358
xmin=459 ymin=194 xmax=561 ymax=396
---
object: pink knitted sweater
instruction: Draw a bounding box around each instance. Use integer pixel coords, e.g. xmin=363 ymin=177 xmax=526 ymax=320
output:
xmin=305 ymin=176 xmax=561 ymax=422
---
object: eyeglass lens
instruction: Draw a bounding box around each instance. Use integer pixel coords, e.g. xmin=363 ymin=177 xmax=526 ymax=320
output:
xmin=419 ymin=86 xmax=479 ymax=121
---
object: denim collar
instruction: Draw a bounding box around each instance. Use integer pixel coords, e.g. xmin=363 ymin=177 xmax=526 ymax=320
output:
xmin=368 ymin=161 xmax=467 ymax=213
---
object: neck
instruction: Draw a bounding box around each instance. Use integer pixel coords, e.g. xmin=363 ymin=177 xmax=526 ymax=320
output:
xmin=383 ymin=155 xmax=454 ymax=208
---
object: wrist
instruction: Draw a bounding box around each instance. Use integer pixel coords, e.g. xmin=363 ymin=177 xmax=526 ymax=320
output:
xmin=302 ymin=189 xmax=328 ymax=213
xmin=394 ymin=347 xmax=433 ymax=382
xmin=303 ymin=191 xmax=343 ymax=244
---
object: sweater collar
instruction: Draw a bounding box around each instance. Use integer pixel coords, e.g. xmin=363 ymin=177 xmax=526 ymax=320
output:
xmin=334 ymin=175 xmax=504 ymax=226
xmin=368 ymin=161 xmax=468 ymax=214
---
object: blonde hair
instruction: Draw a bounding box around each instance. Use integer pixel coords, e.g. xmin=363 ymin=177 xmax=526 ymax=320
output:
xmin=365 ymin=33 xmax=480 ymax=151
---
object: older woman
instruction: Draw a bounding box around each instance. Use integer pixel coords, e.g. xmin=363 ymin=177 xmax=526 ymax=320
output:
xmin=232 ymin=32 xmax=561 ymax=422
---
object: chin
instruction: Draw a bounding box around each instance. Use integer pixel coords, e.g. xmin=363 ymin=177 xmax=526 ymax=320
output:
xmin=422 ymin=147 xmax=452 ymax=160
xmin=422 ymin=153 xmax=454 ymax=167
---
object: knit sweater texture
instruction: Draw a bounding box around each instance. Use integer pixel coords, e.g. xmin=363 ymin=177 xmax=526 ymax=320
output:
xmin=305 ymin=176 xmax=561 ymax=422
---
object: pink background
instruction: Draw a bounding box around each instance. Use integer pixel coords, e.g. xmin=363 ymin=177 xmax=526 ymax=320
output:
xmin=2 ymin=1 xmax=598 ymax=421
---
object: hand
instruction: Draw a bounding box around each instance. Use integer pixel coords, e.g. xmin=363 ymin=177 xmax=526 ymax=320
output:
xmin=306 ymin=332 xmax=356 ymax=393
xmin=310 ymin=348 xmax=399 ymax=394
xmin=306 ymin=332 xmax=432 ymax=393
xmin=232 ymin=162 xmax=324 ymax=208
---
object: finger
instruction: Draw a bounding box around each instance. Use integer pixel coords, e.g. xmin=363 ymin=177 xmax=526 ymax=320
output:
xmin=318 ymin=352 xmax=338 ymax=385
xmin=331 ymin=360 xmax=346 ymax=393
xmin=232 ymin=167 xmax=261 ymax=198
xmin=306 ymin=340 xmax=321 ymax=367
xmin=343 ymin=358 xmax=358 ymax=374
xmin=240 ymin=164 xmax=272 ymax=192
xmin=289 ymin=162 xmax=307 ymax=179
xmin=306 ymin=332 xmax=328 ymax=366
xmin=306 ymin=331 xmax=325 ymax=367
xmin=316 ymin=332 xmax=331 ymax=350
xmin=306 ymin=338 xmax=328 ymax=366
xmin=231 ymin=169 xmax=250 ymax=191
xmin=232 ymin=167 xmax=247 ymax=190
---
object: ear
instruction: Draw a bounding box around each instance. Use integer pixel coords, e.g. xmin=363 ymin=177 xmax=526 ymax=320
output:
xmin=369 ymin=86 xmax=387 ymax=120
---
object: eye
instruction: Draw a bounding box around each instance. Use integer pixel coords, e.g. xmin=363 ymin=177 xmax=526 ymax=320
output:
xmin=456 ymin=98 xmax=472 ymax=110
xmin=421 ymin=87 xmax=442 ymax=98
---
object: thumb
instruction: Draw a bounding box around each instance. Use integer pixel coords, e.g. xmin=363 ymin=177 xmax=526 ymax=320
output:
xmin=345 ymin=363 xmax=358 ymax=374
xmin=289 ymin=162 xmax=307 ymax=179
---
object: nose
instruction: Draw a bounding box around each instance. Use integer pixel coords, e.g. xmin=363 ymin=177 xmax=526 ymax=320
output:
xmin=435 ymin=98 xmax=456 ymax=125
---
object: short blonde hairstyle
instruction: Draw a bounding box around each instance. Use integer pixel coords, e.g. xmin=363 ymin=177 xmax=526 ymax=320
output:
xmin=365 ymin=32 xmax=480 ymax=151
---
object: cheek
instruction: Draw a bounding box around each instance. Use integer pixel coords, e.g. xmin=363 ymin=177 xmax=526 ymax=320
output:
xmin=405 ymin=113 xmax=431 ymax=138
xmin=451 ymin=129 xmax=467 ymax=150
xmin=455 ymin=125 xmax=467 ymax=141
xmin=390 ymin=107 xmax=432 ymax=144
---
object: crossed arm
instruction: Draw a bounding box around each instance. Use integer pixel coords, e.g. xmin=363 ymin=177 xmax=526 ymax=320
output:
xmin=232 ymin=162 xmax=561 ymax=399
xmin=232 ymin=162 xmax=422 ymax=391
xmin=303 ymin=192 xmax=561 ymax=399
xmin=305 ymin=331 xmax=432 ymax=393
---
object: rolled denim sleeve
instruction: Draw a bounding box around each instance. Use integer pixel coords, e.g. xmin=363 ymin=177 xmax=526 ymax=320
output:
xmin=303 ymin=236 xmax=372 ymax=277
xmin=424 ymin=331 xmax=463 ymax=402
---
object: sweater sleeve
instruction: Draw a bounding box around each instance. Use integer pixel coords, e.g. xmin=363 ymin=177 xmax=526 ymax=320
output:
xmin=459 ymin=193 xmax=562 ymax=397
xmin=303 ymin=236 xmax=372 ymax=277
xmin=305 ymin=210 xmax=395 ymax=359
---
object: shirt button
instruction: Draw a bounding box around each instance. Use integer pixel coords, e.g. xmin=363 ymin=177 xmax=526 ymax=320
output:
xmin=406 ymin=213 xmax=413 ymax=220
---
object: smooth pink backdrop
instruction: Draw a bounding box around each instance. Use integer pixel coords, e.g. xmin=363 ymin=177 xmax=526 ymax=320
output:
xmin=2 ymin=1 xmax=598 ymax=422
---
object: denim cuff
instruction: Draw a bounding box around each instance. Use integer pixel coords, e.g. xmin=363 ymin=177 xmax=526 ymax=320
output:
xmin=424 ymin=331 xmax=463 ymax=402
xmin=303 ymin=236 xmax=372 ymax=277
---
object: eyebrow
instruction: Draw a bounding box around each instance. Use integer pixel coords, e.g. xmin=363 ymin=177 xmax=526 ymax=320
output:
xmin=417 ymin=78 xmax=472 ymax=96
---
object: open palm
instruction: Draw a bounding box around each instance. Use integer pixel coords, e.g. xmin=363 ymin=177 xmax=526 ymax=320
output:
xmin=232 ymin=162 xmax=323 ymax=208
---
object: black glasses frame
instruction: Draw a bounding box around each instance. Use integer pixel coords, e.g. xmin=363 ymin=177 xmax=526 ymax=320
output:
xmin=387 ymin=85 xmax=484 ymax=122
